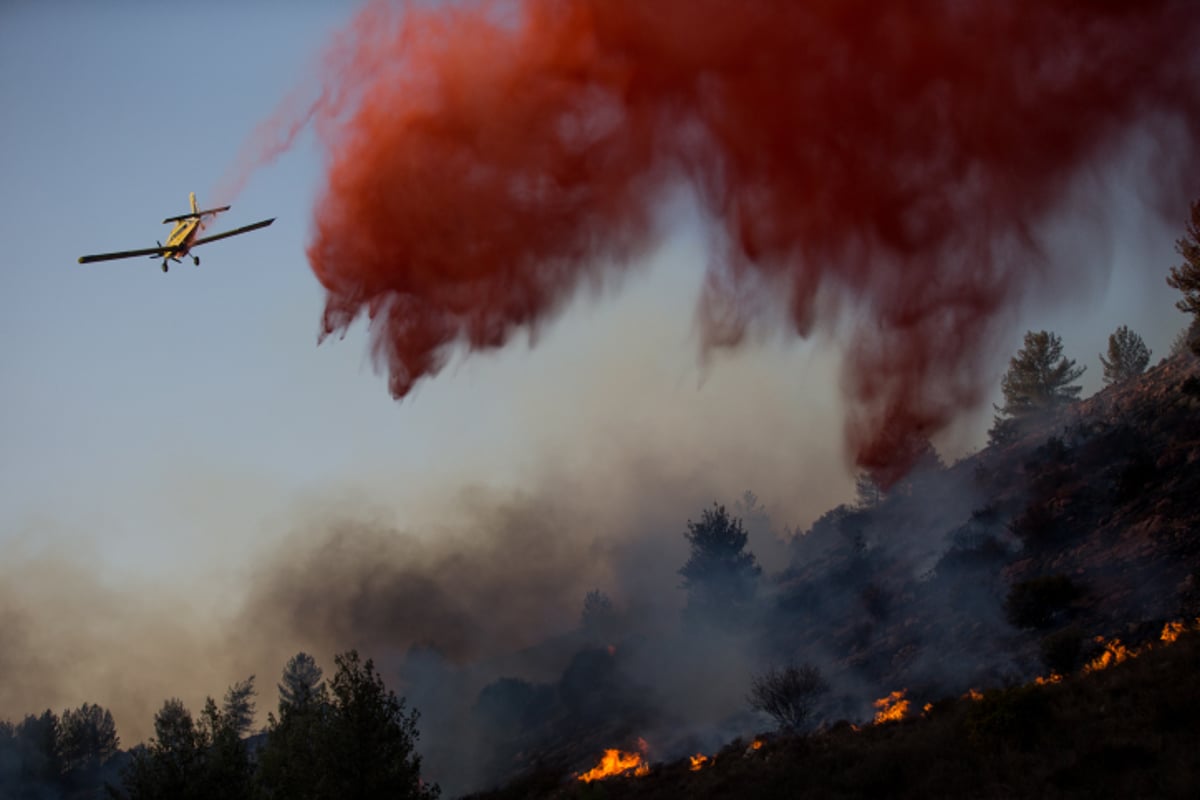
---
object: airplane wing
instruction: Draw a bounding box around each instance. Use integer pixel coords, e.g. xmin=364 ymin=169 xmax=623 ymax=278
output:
xmin=191 ymin=218 xmax=275 ymax=247
xmin=78 ymin=245 xmax=168 ymax=264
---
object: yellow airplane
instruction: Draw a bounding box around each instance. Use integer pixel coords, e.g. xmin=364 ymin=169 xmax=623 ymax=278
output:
xmin=78 ymin=192 xmax=274 ymax=273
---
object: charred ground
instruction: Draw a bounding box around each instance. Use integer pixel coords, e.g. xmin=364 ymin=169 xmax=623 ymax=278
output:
xmin=470 ymin=629 xmax=1200 ymax=799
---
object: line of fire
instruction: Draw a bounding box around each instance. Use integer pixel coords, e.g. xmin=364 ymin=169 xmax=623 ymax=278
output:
xmin=571 ymin=619 xmax=1200 ymax=787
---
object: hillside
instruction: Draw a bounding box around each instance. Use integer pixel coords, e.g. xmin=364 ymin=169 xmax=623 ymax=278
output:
xmin=466 ymin=351 xmax=1200 ymax=798
xmin=471 ymin=622 xmax=1200 ymax=799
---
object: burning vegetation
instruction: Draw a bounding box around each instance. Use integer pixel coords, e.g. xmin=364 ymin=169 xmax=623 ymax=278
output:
xmin=576 ymin=748 xmax=650 ymax=783
xmin=574 ymin=736 xmax=652 ymax=784
xmin=466 ymin=622 xmax=1200 ymax=799
xmin=873 ymin=690 xmax=911 ymax=725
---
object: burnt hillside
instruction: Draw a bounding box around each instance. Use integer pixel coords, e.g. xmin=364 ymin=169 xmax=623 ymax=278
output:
xmin=468 ymin=350 xmax=1200 ymax=798
xmin=471 ymin=624 xmax=1200 ymax=800
xmin=767 ymin=350 xmax=1200 ymax=717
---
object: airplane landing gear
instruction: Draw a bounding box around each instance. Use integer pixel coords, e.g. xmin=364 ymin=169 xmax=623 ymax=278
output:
xmin=162 ymin=261 xmax=169 ymax=273
xmin=193 ymin=255 xmax=200 ymax=266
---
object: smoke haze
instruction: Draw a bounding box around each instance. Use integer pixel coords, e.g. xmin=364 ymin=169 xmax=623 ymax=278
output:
xmin=0 ymin=279 xmax=823 ymax=750
xmin=223 ymin=0 xmax=1199 ymax=482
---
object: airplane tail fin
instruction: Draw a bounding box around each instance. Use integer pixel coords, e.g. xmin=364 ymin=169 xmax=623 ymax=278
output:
xmin=190 ymin=192 xmax=198 ymax=214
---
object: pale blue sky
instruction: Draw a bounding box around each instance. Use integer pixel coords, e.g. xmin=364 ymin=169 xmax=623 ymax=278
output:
xmin=2 ymin=3 xmax=369 ymax=573
xmin=0 ymin=2 xmax=1191 ymax=597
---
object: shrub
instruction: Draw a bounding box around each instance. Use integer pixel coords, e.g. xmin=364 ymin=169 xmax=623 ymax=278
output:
xmin=964 ymin=686 xmax=1052 ymax=751
xmin=1008 ymin=503 xmax=1057 ymax=545
xmin=1040 ymin=626 xmax=1084 ymax=675
xmin=1005 ymin=575 xmax=1083 ymax=630
xmin=747 ymin=664 xmax=829 ymax=732
xmin=1114 ymin=452 xmax=1156 ymax=503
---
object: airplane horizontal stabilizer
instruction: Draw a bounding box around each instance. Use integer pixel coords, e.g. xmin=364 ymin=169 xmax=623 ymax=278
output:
xmin=162 ymin=205 xmax=231 ymax=224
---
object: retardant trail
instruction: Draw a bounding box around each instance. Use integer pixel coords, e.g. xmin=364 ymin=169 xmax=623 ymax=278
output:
xmin=226 ymin=0 xmax=1200 ymax=485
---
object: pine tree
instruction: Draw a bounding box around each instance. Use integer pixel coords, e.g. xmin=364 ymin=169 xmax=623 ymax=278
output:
xmin=678 ymin=503 xmax=762 ymax=628
xmin=258 ymin=654 xmax=330 ymax=800
xmin=1099 ymin=325 xmax=1151 ymax=385
xmin=278 ymin=652 xmax=326 ymax=713
xmin=199 ymin=686 xmax=256 ymax=800
xmin=322 ymin=651 xmax=438 ymax=799
xmin=121 ymin=699 xmax=204 ymax=800
xmin=854 ymin=472 xmax=885 ymax=509
xmin=59 ymin=703 xmax=119 ymax=774
xmin=120 ymin=680 xmax=257 ymax=800
xmin=989 ymin=330 xmax=1085 ymax=445
xmin=1166 ymin=199 xmax=1200 ymax=355
xmin=1166 ymin=199 xmax=1200 ymax=348
xmin=221 ymin=677 xmax=257 ymax=738
xmin=1170 ymin=319 xmax=1200 ymax=357
xmin=258 ymin=651 xmax=438 ymax=800
xmin=580 ymin=589 xmax=617 ymax=635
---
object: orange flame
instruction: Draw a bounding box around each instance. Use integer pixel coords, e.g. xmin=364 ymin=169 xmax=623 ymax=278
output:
xmin=964 ymin=688 xmax=984 ymax=701
xmin=1030 ymin=619 xmax=1199 ymax=687
xmin=873 ymin=689 xmax=910 ymax=724
xmin=1161 ymin=620 xmax=1186 ymax=644
xmin=1082 ymin=637 xmax=1133 ymax=674
xmin=577 ymin=749 xmax=650 ymax=782
xmin=689 ymin=753 xmax=710 ymax=771
xmin=750 ymin=739 xmax=764 ymax=751
xmin=922 ymin=702 xmax=933 ymax=716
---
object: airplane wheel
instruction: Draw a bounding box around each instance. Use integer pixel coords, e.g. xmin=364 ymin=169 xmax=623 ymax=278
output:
xmin=193 ymin=256 xmax=200 ymax=266
xmin=162 ymin=263 xmax=168 ymax=273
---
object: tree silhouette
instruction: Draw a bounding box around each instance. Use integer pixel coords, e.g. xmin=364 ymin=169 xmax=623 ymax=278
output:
xmin=278 ymin=652 xmax=326 ymax=713
xmin=989 ymin=330 xmax=1085 ymax=445
xmin=221 ymin=676 xmax=257 ymax=738
xmin=258 ymin=654 xmax=330 ymax=800
xmin=580 ymin=589 xmax=617 ymax=636
xmin=1099 ymin=325 xmax=1151 ymax=385
xmin=201 ymin=678 xmax=257 ymax=800
xmin=678 ymin=503 xmax=762 ymax=628
xmin=258 ymin=650 xmax=437 ymax=800
xmin=322 ymin=650 xmax=438 ymax=799
xmin=121 ymin=698 xmax=204 ymax=800
xmin=1170 ymin=320 xmax=1200 ymax=358
xmin=120 ymin=679 xmax=257 ymax=800
xmin=1 ymin=710 xmax=62 ymax=793
xmin=854 ymin=472 xmax=886 ymax=509
xmin=747 ymin=663 xmax=829 ymax=732
xmin=59 ymin=702 xmax=119 ymax=775
xmin=1166 ymin=198 xmax=1200 ymax=354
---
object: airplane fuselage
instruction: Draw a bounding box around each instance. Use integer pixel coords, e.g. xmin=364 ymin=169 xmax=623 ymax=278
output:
xmin=162 ymin=218 xmax=202 ymax=262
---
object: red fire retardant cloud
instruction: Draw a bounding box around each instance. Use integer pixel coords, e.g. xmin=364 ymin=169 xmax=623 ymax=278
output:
xmin=239 ymin=0 xmax=1200 ymax=484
